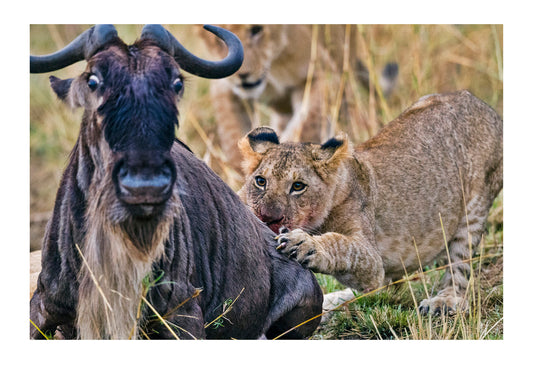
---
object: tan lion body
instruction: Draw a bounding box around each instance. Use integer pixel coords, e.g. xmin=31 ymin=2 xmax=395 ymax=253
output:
xmin=239 ymin=90 xmax=502 ymax=314
xmin=201 ymin=24 xmax=379 ymax=172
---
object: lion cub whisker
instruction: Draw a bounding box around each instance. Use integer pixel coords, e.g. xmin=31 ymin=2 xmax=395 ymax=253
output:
xmin=238 ymin=90 xmax=502 ymax=316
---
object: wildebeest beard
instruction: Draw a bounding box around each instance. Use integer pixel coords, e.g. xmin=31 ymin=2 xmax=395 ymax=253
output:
xmin=73 ymin=47 xmax=183 ymax=338
xmin=76 ymin=136 xmax=178 ymax=339
xmin=77 ymin=180 xmax=177 ymax=338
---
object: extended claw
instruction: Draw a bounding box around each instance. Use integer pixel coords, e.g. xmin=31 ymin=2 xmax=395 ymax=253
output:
xmin=276 ymin=242 xmax=287 ymax=250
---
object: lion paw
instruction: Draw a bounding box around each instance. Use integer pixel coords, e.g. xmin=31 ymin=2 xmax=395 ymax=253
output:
xmin=275 ymin=229 xmax=321 ymax=270
xmin=418 ymin=294 xmax=467 ymax=316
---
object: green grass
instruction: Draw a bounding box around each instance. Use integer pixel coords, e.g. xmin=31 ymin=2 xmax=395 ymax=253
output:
xmin=312 ymin=200 xmax=503 ymax=340
xmin=30 ymin=25 xmax=503 ymax=340
xmin=313 ymin=262 xmax=503 ymax=340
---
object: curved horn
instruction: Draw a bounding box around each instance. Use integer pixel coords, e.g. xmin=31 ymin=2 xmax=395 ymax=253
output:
xmin=141 ymin=24 xmax=243 ymax=79
xmin=30 ymin=24 xmax=118 ymax=73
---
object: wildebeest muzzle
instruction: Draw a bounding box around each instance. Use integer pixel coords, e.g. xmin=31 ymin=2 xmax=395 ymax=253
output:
xmin=113 ymin=150 xmax=176 ymax=209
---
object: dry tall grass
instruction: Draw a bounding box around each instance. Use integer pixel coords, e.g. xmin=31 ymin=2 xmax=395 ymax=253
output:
xmin=30 ymin=24 xmax=503 ymax=222
xmin=29 ymin=24 xmax=503 ymax=340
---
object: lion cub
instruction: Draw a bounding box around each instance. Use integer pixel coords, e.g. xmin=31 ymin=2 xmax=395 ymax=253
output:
xmin=238 ymin=90 xmax=502 ymax=315
xmin=200 ymin=24 xmax=398 ymax=173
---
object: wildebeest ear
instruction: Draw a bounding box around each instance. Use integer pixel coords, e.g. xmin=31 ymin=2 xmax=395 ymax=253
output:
xmin=313 ymin=133 xmax=351 ymax=171
xmin=238 ymin=127 xmax=279 ymax=174
xmin=50 ymin=76 xmax=74 ymax=103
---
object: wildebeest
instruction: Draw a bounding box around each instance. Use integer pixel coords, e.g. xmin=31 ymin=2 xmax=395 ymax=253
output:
xmin=29 ymin=24 xmax=322 ymax=339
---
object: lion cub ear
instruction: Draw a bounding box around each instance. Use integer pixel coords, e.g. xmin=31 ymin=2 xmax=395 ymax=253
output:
xmin=238 ymin=127 xmax=280 ymax=174
xmin=313 ymin=133 xmax=351 ymax=171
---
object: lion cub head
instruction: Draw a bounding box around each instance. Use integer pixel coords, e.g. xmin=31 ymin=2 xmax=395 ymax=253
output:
xmin=238 ymin=127 xmax=352 ymax=234
xmin=200 ymin=24 xmax=289 ymax=99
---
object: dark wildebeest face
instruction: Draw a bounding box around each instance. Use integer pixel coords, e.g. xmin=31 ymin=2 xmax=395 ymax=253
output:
xmin=94 ymin=43 xmax=180 ymax=210
xmin=30 ymin=25 xmax=243 ymax=338
xmin=53 ymin=41 xmax=181 ymax=219
xmin=33 ymin=25 xmax=243 ymax=224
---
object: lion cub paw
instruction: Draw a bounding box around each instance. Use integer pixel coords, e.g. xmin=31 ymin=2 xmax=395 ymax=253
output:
xmin=275 ymin=229 xmax=323 ymax=270
xmin=418 ymin=294 xmax=467 ymax=316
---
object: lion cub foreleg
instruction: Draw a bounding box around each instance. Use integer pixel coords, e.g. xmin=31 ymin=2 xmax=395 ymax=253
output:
xmin=276 ymin=229 xmax=385 ymax=292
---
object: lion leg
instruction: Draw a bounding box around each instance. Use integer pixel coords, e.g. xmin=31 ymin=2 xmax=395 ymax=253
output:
xmin=322 ymin=288 xmax=356 ymax=311
xmin=276 ymin=230 xmax=385 ymax=293
xmin=270 ymin=112 xmax=291 ymax=136
xmin=321 ymin=287 xmax=357 ymax=323
xmin=210 ymin=81 xmax=255 ymax=174
xmin=278 ymin=83 xmax=326 ymax=143
xmin=419 ymin=195 xmax=492 ymax=315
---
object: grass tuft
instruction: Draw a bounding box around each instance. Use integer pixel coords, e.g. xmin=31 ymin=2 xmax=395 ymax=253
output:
xmin=30 ymin=25 xmax=503 ymax=340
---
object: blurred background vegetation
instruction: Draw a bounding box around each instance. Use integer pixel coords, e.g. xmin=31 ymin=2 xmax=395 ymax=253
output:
xmin=30 ymin=24 xmax=503 ymax=340
xmin=30 ymin=25 xmax=502 ymax=250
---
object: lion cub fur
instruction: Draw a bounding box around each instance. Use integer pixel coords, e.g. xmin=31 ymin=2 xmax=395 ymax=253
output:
xmin=238 ymin=90 xmax=502 ymax=314
xmin=200 ymin=24 xmax=397 ymax=173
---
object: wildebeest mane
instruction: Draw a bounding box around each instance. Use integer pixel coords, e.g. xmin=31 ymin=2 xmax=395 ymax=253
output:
xmin=30 ymin=25 xmax=323 ymax=340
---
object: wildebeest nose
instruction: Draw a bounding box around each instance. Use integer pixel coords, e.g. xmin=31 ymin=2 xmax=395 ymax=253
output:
xmin=116 ymin=163 xmax=174 ymax=205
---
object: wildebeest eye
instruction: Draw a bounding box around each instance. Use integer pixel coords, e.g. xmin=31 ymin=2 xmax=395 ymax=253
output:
xmin=250 ymin=25 xmax=263 ymax=37
xmin=255 ymin=175 xmax=267 ymax=189
xmin=87 ymin=74 xmax=100 ymax=91
xmin=291 ymin=181 xmax=307 ymax=193
xmin=173 ymin=78 xmax=184 ymax=94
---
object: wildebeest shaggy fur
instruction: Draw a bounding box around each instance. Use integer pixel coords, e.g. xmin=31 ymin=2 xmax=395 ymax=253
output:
xmin=29 ymin=24 xmax=322 ymax=339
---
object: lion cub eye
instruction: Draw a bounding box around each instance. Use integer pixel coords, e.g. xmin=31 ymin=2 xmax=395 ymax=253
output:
xmin=255 ymin=175 xmax=267 ymax=189
xmin=291 ymin=181 xmax=307 ymax=193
